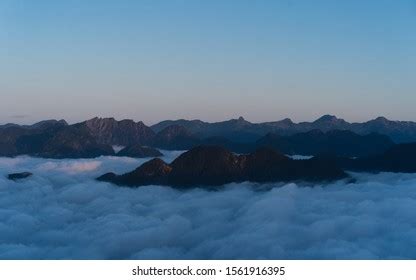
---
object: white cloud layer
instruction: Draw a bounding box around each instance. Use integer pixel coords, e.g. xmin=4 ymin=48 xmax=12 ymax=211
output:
xmin=0 ymin=152 xmax=415 ymax=260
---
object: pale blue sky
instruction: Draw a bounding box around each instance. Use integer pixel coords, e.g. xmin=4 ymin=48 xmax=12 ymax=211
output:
xmin=1 ymin=0 xmax=415 ymax=125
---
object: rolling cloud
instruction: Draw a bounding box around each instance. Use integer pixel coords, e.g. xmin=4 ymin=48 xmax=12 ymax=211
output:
xmin=0 ymin=153 xmax=415 ymax=259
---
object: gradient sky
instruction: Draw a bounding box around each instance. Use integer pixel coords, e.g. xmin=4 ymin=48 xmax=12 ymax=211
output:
xmin=1 ymin=0 xmax=415 ymax=125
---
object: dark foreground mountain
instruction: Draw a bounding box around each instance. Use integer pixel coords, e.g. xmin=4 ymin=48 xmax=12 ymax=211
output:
xmin=97 ymin=146 xmax=349 ymax=188
xmin=345 ymin=143 xmax=416 ymax=173
xmin=307 ymin=143 xmax=416 ymax=174
xmin=256 ymin=130 xmax=394 ymax=157
xmin=98 ymin=158 xmax=173 ymax=186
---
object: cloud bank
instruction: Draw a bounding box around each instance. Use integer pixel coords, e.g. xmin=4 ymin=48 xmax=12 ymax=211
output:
xmin=0 ymin=152 xmax=415 ymax=260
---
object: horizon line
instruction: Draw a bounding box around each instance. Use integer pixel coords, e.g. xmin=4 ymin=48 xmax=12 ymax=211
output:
xmin=1 ymin=114 xmax=412 ymax=127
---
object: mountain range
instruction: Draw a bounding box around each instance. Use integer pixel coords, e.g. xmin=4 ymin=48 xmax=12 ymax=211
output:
xmin=151 ymin=115 xmax=416 ymax=143
xmin=1 ymin=115 xmax=416 ymax=158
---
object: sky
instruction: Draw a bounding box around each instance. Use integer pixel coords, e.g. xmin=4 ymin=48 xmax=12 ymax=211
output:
xmin=1 ymin=0 xmax=415 ymax=125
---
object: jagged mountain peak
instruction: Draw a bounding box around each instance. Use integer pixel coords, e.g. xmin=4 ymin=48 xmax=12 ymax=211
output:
xmin=277 ymin=118 xmax=294 ymax=125
xmin=372 ymin=116 xmax=390 ymax=123
xmin=227 ymin=116 xmax=249 ymax=123
xmin=226 ymin=116 xmax=252 ymax=126
xmin=81 ymin=117 xmax=155 ymax=146
xmin=30 ymin=119 xmax=68 ymax=129
xmin=314 ymin=114 xmax=343 ymax=123
xmin=85 ymin=117 xmax=148 ymax=128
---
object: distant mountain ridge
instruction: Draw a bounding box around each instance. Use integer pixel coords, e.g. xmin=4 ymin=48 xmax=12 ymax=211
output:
xmin=1 ymin=114 xmax=415 ymax=158
xmin=151 ymin=115 xmax=416 ymax=143
xmin=0 ymin=119 xmax=68 ymax=130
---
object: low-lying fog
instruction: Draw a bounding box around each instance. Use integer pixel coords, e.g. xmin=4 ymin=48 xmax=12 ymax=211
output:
xmin=0 ymin=151 xmax=415 ymax=259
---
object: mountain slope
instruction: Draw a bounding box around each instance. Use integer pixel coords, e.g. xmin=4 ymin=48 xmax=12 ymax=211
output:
xmin=77 ymin=117 xmax=155 ymax=146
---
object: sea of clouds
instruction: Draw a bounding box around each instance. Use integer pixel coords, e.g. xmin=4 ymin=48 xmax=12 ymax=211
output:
xmin=0 ymin=151 xmax=415 ymax=260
